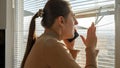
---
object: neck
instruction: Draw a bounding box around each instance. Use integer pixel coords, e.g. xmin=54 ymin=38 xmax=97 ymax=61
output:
xmin=44 ymin=28 xmax=62 ymax=40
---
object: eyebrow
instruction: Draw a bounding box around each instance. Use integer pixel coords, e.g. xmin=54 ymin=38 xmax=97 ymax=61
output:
xmin=72 ymin=13 xmax=75 ymax=16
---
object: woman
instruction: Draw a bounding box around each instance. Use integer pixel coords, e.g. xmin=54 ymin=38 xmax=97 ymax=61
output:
xmin=21 ymin=0 xmax=99 ymax=68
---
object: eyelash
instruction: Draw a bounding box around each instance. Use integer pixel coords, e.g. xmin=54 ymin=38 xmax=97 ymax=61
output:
xmin=72 ymin=17 xmax=75 ymax=22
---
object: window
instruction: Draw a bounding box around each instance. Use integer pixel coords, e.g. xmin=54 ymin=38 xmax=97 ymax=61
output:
xmin=14 ymin=0 xmax=115 ymax=68
xmin=75 ymin=15 xmax=115 ymax=68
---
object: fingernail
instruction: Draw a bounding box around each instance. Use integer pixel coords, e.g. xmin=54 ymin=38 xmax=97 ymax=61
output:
xmin=92 ymin=22 xmax=94 ymax=26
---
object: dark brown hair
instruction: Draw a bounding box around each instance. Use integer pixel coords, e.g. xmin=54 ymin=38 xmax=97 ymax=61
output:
xmin=21 ymin=0 xmax=70 ymax=68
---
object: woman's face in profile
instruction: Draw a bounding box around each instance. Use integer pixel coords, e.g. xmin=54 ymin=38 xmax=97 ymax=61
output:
xmin=63 ymin=12 xmax=78 ymax=39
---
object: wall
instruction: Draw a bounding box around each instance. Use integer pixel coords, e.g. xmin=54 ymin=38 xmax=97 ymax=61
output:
xmin=0 ymin=0 xmax=6 ymax=29
xmin=115 ymin=0 xmax=120 ymax=68
xmin=0 ymin=0 xmax=6 ymax=68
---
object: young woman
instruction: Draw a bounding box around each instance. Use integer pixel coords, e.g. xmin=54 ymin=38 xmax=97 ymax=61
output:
xmin=21 ymin=0 xmax=99 ymax=68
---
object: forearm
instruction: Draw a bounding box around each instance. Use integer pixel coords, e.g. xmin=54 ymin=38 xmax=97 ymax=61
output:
xmin=69 ymin=49 xmax=80 ymax=60
xmin=85 ymin=47 xmax=99 ymax=68
xmin=63 ymin=40 xmax=80 ymax=59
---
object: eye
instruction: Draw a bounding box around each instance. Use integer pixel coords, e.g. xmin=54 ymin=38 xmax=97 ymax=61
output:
xmin=71 ymin=13 xmax=75 ymax=22
xmin=71 ymin=17 xmax=75 ymax=23
xmin=73 ymin=14 xmax=75 ymax=17
xmin=73 ymin=15 xmax=76 ymax=20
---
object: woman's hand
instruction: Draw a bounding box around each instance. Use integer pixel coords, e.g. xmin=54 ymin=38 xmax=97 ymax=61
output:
xmin=63 ymin=39 xmax=75 ymax=50
xmin=80 ymin=23 xmax=97 ymax=50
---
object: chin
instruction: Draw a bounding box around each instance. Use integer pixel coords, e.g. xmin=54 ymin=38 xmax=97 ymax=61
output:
xmin=69 ymin=34 xmax=74 ymax=39
xmin=72 ymin=32 xmax=74 ymax=37
xmin=64 ymin=32 xmax=74 ymax=39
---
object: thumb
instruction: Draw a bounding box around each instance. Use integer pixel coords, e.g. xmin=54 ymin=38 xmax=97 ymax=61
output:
xmin=80 ymin=35 xmax=86 ymax=45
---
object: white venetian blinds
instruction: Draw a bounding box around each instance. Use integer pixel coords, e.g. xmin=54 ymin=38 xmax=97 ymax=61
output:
xmin=23 ymin=0 xmax=115 ymax=17
xmin=69 ymin=0 xmax=114 ymax=18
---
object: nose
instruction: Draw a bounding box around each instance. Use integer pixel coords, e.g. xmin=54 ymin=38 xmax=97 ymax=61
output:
xmin=74 ymin=17 xmax=78 ymax=25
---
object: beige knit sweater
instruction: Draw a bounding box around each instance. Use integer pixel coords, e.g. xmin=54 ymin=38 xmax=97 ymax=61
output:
xmin=24 ymin=32 xmax=98 ymax=68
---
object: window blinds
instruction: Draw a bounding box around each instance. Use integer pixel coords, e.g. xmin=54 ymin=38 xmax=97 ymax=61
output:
xmin=70 ymin=0 xmax=114 ymax=18
xmin=24 ymin=0 xmax=115 ymax=17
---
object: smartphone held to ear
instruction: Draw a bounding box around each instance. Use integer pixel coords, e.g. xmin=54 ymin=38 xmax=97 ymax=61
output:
xmin=67 ymin=30 xmax=79 ymax=42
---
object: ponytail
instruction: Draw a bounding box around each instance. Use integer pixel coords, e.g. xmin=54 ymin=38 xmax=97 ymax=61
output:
xmin=21 ymin=9 xmax=43 ymax=68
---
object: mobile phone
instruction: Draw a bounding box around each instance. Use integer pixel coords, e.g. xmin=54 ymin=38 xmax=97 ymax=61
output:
xmin=67 ymin=30 xmax=79 ymax=42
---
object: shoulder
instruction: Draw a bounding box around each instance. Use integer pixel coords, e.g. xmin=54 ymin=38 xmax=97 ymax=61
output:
xmin=44 ymin=38 xmax=65 ymax=50
xmin=36 ymin=34 xmax=65 ymax=49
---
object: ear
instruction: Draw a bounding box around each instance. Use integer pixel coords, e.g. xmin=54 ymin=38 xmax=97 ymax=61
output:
xmin=57 ymin=16 xmax=65 ymax=27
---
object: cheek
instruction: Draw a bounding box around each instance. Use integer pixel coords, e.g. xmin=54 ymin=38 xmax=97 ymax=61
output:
xmin=68 ymin=21 xmax=74 ymax=31
xmin=62 ymin=18 xmax=75 ymax=38
xmin=66 ymin=22 xmax=73 ymax=30
xmin=66 ymin=22 xmax=74 ymax=35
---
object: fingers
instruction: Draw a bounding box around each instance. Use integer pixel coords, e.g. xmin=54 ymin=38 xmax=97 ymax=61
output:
xmin=88 ymin=22 xmax=96 ymax=38
xmin=80 ymin=35 xmax=86 ymax=45
xmin=63 ymin=39 xmax=75 ymax=49
xmin=80 ymin=23 xmax=97 ymax=48
xmin=84 ymin=22 xmax=97 ymax=47
xmin=87 ymin=23 xmax=93 ymax=39
xmin=92 ymin=22 xmax=96 ymax=35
